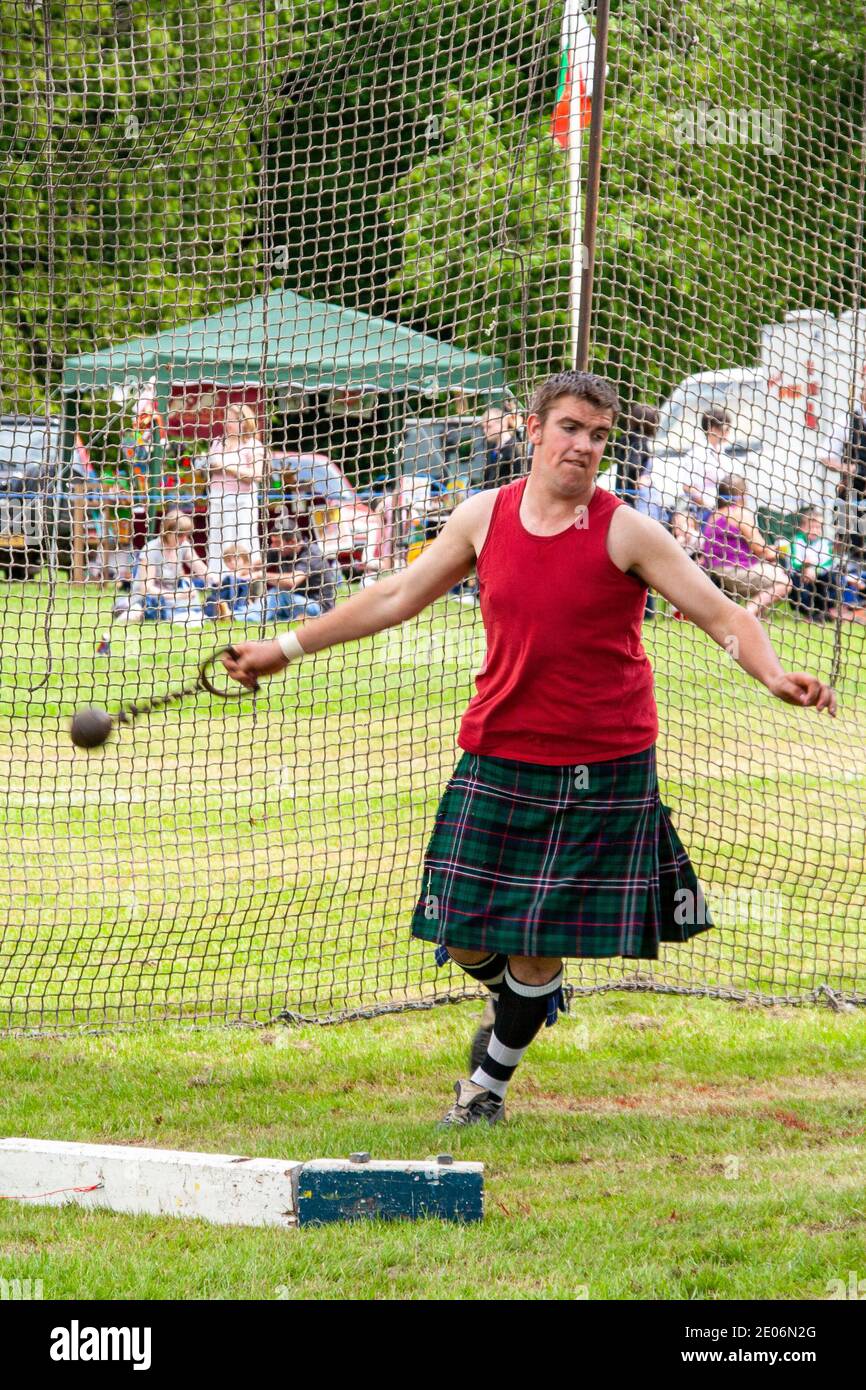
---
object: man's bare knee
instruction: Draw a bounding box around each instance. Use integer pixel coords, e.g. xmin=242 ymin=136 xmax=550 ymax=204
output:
xmin=447 ymin=947 xmax=489 ymax=966
xmin=508 ymin=954 xmax=562 ymax=986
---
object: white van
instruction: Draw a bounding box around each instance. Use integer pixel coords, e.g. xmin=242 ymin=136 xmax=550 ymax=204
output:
xmin=647 ymin=310 xmax=865 ymax=523
xmin=648 ymin=369 xmax=765 ymax=507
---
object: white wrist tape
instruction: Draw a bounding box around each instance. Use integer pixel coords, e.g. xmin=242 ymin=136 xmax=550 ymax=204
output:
xmin=276 ymin=630 xmax=308 ymax=662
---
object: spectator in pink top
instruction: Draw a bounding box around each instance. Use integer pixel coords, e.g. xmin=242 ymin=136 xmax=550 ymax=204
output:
xmin=205 ymin=403 xmax=267 ymax=583
xmin=701 ymin=475 xmax=790 ymax=618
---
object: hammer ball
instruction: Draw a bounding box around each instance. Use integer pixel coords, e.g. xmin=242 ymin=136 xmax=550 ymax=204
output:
xmin=70 ymin=706 xmax=114 ymax=750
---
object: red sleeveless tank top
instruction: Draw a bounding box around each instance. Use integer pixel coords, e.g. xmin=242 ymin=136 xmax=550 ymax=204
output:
xmin=457 ymin=475 xmax=658 ymax=764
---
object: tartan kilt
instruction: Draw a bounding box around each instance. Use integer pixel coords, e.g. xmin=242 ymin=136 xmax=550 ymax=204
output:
xmin=410 ymin=745 xmax=713 ymax=959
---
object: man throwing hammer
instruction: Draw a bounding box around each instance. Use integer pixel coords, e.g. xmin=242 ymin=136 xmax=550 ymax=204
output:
xmin=224 ymin=371 xmax=836 ymax=1126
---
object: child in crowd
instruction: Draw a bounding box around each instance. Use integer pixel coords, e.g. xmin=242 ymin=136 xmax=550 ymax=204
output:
xmin=789 ymin=506 xmax=866 ymax=622
xmin=836 ymin=566 xmax=866 ymax=619
xmin=203 ymin=543 xmax=262 ymax=619
xmin=699 ymin=476 xmax=790 ymax=620
xmin=114 ymin=509 xmax=208 ymax=624
xmin=788 ymin=507 xmax=837 ymax=622
xmin=662 ymin=492 xmax=703 ymax=619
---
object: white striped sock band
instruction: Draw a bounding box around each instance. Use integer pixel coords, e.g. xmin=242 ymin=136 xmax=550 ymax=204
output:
xmin=471 ymin=1066 xmax=508 ymax=1099
xmin=504 ymin=966 xmax=564 ymax=998
xmin=471 ymin=1030 xmax=530 ymax=1097
xmin=486 ymin=1034 xmax=528 ymax=1068
xmin=470 ymin=966 xmax=564 ymax=1099
xmin=450 ymin=951 xmax=507 ymax=992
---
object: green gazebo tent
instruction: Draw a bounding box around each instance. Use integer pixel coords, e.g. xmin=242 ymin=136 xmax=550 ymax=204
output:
xmin=60 ymin=287 xmax=508 ymax=468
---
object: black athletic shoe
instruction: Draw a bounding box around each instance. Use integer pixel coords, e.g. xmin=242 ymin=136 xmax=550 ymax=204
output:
xmin=469 ymin=995 xmax=497 ymax=1073
xmin=439 ymin=1078 xmax=505 ymax=1127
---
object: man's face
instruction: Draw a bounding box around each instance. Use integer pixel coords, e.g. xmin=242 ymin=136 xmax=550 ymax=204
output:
xmin=274 ymin=528 xmax=301 ymax=554
xmin=482 ymin=410 xmax=506 ymax=443
xmin=526 ymin=395 xmax=613 ymax=493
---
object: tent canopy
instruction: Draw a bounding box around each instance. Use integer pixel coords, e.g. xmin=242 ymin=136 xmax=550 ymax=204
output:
xmin=61 ymin=288 xmax=507 ymax=399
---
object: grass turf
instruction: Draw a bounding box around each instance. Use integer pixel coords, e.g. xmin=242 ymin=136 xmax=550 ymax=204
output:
xmin=0 ymin=578 xmax=863 ymax=1299
xmin=0 ymin=576 xmax=864 ymax=1027
xmin=0 ymin=996 xmax=864 ymax=1299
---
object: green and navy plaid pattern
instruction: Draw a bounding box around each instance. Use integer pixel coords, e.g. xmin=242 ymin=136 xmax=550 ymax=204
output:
xmin=411 ymin=746 xmax=713 ymax=959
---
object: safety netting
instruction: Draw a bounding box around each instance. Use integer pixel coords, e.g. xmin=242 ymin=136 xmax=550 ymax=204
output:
xmin=0 ymin=0 xmax=864 ymax=1028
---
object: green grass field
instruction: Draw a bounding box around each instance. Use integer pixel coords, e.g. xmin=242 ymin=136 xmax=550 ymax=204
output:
xmin=0 ymin=576 xmax=863 ymax=1028
xmin=0 ymin=999 xmax=864 ymax=1299
xmin=0 ymin=578 xmax=864 ymax=1298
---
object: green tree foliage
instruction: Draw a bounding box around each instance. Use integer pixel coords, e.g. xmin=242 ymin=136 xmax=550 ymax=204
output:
xmin=383 ymin=0 xmax=866 ymax=403
xmin=379 ymin=86 xmax=571 ymax=403
xmin=592 ymin=0 xmax=866 ymax=401
xmin=1 ymin=0 xmax=865 ymax=418
xmin=1 ymin=0 xmax=272 ymax=411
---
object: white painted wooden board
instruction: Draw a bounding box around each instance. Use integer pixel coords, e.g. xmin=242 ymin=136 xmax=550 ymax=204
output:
xmin=0 ymin=1138 xmax=301 ymax=1228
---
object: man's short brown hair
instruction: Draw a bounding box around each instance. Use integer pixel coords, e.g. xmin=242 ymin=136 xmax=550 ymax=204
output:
xmin=527 ymin=371 xmax=620 ymax=427
xmin=701 ymin=406 xmax=731 ymax=436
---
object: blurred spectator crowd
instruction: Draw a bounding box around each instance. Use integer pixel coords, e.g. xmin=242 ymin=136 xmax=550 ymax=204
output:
xmin=5 ymin=391 xmax=863 ymax=631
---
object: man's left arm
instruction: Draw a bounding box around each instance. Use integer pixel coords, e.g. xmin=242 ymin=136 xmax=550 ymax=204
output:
xmin=287 ymin=562 xmax=311 ymax=591
xmin=265 ymin=563 xmax=300 ymax=591
xmin=609 ymin=507 xmax=836 ymax=715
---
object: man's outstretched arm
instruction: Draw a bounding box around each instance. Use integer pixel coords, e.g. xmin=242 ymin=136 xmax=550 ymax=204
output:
xmin=222 ymin=494 xmax=486 ymax=690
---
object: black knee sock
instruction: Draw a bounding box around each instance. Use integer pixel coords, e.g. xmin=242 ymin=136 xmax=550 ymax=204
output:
xmin=471 ymin=964 xmax=563 ymax=1098
xmin=443 ymin=950 xmax=507 ymax=1000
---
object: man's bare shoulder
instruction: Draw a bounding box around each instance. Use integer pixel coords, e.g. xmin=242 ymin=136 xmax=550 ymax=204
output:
xmin=452 ymin=487 xmax=502 ymax=521
xmin=608 ymin=501 xmax=670 ymax=543
xmin=449 ymin=486 xmax=505 ymax=556
xmin=607 ymin=501 xmax=675 ymax=571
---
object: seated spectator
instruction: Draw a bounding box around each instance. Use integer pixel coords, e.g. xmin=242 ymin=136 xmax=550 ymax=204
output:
xmin=203 ymin=543 xmax=263 ymax=620
xmin=114 ymin=508 xmax=208 ymax=624
xmin=663 ymin=488 xmax=702 ymax=621
xmin=832 ymin=565 xmax=866 ymax=621
xmin=787 ymin=506 xmax=841 ymax=623
xmin=700 ymin=475 xmax=791 ymax=618
xmin=614 ymin=403 xmax=662 ymax=618
xmin=671 ymin=502 xmax=702 ymax=561
xmin=614 ymin=403 xmax=659 ymax=507
xmin=820 ymin=377 xmax=866 ymax=562
xmin=243 ymin=515 xmax=340 ymax=623
xmin=441 ymin=403 xmax=526 ymax=607
xmin=481 ymin=408 xmax=522 ymax=487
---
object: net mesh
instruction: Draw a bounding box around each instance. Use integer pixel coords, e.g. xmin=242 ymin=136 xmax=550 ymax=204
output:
xmin=1 ymin=0 xmax=864 ymax=1030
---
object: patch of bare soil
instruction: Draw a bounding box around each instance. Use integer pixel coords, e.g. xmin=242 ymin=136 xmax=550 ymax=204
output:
xmin=519 ymin=1072 xmax=866 ymax=1119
